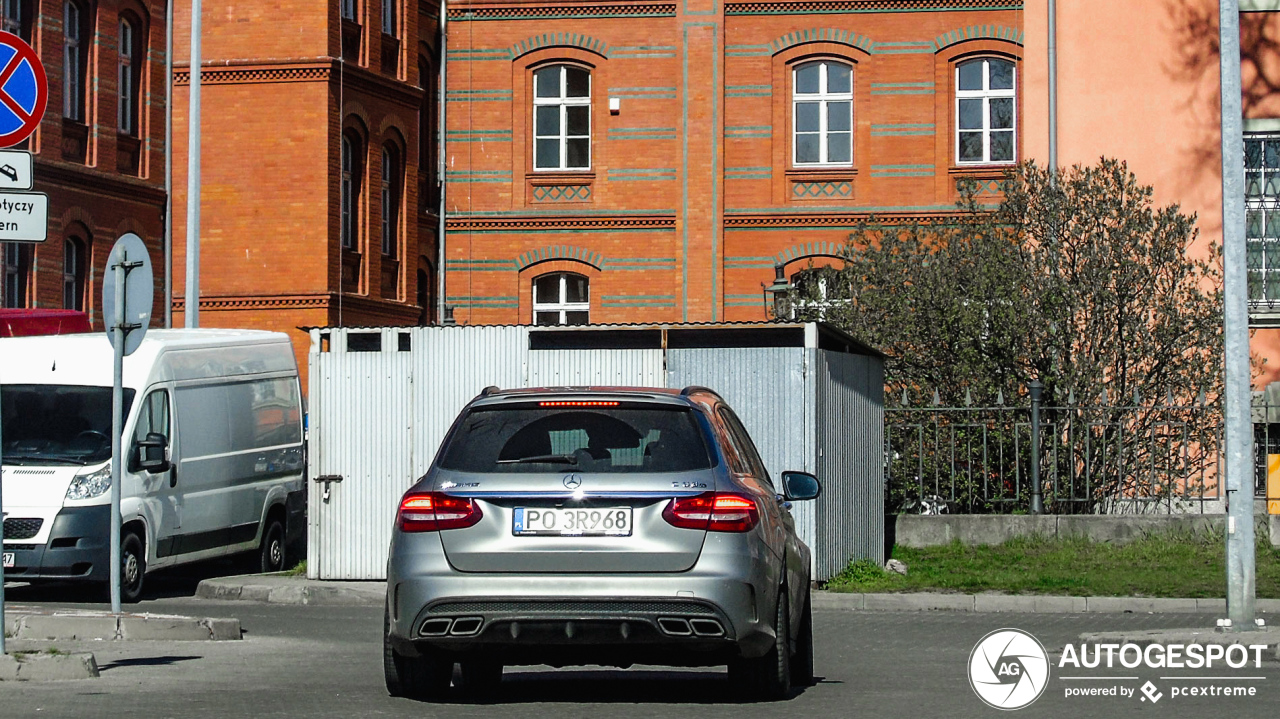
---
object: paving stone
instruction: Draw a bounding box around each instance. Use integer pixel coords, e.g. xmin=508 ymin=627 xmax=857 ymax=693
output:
xmin=17 ymin=616 xmax=118 ymax=641
xmin=862 ymin=593 xmax=974 ymax=611
xmin=813 ymin=592 xmax=864 ymax=611
xmin=1084 ymin=597 xmax=1200 ymax=613
xmin=204 ymin=618 xmax=243 ymax=641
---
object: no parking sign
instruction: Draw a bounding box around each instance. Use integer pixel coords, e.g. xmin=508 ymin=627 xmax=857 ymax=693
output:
xmin=0 ymin=32 xmax=45 ymax=148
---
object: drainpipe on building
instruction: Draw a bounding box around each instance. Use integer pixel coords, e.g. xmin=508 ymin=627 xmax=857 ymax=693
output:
xmin=1047 ymin=0 xmax=1057 ymax=172
xmin=436 ymin=0 xmax=447 ymax=324
xmin=163 ymin=0 xmax=173 ymax=328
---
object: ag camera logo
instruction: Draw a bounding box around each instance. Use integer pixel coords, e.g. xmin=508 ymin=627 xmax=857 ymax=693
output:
xmin=969 ymin=628 xmax=1050 ymax=710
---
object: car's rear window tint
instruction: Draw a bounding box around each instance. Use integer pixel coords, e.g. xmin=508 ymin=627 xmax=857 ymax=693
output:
xmin=437 ymin=404 xmax=715 ymax=473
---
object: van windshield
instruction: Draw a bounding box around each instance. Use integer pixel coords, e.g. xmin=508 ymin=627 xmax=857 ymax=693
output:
xmin=1 ymin=385 xmax=135 ymax=465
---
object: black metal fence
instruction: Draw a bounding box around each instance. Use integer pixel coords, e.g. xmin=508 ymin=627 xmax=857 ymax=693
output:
xmin=884 ymin=394 xmax=1233 ymax=514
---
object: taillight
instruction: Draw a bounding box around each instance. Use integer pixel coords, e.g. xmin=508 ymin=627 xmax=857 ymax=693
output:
xmin=398 ymin=492 xmax=483 ymax=532
xmin=662 ymin=492 xmax=760 ymax=532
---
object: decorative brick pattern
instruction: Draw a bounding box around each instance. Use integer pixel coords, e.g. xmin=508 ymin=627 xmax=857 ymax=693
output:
xmin=532 ymin=185 xmax=593 ymax=202
xmin=792 ymin=181 xmax=853 ymax=199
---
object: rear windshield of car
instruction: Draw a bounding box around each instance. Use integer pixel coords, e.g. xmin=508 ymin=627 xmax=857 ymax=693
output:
xmin=436 ymin=403 xmax=716 ymax=473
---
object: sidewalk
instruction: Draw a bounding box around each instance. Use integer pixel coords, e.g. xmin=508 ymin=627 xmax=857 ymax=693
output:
xmin=196 ymin=574 xmax=1273 ymax=615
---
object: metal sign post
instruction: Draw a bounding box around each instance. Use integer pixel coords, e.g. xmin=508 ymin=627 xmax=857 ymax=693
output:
xmin=0 ymin=31 xmax=47 ymax=655
xmin=102 ymin=234 xmax=153 ymax=613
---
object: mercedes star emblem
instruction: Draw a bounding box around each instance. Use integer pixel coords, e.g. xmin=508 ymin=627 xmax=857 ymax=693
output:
xmin=563 ymin=474 xmax=583 ymax=489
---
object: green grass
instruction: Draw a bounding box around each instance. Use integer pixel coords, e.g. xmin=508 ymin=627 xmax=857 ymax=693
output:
xmin=285 ymin=560 xmax=307 ymax=577
xmin=825 ymin=531 xmax=1280 ymax=598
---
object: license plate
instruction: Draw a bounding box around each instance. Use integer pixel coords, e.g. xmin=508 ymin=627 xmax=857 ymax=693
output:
xmin=513 ymin=507 xmax=633 ymax=536
xmin=2 ymin=552 xmax=13 ymax=569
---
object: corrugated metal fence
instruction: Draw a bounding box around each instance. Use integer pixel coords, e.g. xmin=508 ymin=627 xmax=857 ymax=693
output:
xmin=307 ymin=324 xmax=883 ymax=581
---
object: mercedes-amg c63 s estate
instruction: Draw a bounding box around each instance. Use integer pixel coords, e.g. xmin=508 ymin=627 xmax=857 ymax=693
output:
xmin=383 ymin=386 xmax=822 ymax=701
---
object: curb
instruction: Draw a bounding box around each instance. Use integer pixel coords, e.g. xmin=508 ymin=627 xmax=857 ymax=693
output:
xmin=4 ymin=612 xmax=241 ymax=641
xmin=0 ymin=652 xmax=99 ymax=681
xmin=195 ymin=577 xmax=386 ymax=606
xmin=814 ymin=592 xmax=1280 ymax=614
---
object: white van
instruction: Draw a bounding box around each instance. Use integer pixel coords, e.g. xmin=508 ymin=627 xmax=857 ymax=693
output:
xmin=0 ymin=329 xmax=305 ymax=601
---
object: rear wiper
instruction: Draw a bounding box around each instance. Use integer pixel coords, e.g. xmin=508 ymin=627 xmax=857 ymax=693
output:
xmin=496 ymin=454 xmax=579 ymax=465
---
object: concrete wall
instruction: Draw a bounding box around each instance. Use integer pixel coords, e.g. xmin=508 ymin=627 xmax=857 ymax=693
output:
xmin=892 ymin=513 xmax=1279 ymax=549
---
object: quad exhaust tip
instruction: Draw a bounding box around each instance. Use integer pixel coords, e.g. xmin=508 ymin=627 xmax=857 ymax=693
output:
xmin=656 ymin=617 xmax=692 ymax=636
xmin=418 ymin=616 xmax=484 ymax=637
xmin=689 ymin=619 xmax=725 ymax=637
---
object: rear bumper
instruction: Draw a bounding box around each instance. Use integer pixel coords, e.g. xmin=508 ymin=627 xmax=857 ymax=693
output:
xmin=386 ymin=532 xmax=779 ymax=666
xmin=3 ymin=505 xmax=110 ymax=583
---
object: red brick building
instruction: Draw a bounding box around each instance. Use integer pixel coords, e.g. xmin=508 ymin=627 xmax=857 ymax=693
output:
xmin=0 ymin=0 xmax=168 ymax=328
xmin=442 ymin=0 xmax=1023 ymax=324
xmin=169 ymin=0 xmax=441 ymax=370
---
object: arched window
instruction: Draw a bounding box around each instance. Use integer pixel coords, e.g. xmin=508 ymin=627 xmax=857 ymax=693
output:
xmin=341 ymin=131 xmax=362 ymax=251
xmin=118 ymin=15 xmax=143 ymax=136
xmin=533 ymin=65 xmax=590 ymax=171
xmin=793 ymin=60 xmax=852 ymax=166
xmin=64 ymin=0 xmax=90 ymax=122
xmin=788 ymin=264 xmax=850 ymax=320
xmin=955 ymin=57 xmax=1015 ymax=165
xmin=63 ymin=237 xmax=87 ymax=310
xmin=532 ymin=272 xmax=588 ymax=325
xmin=381 ymin=144 xmax=400 ymax=256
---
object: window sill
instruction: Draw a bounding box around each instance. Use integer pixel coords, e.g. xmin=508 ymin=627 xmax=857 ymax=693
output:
xmin=949 ymin=164 xmax=1014 ymax=175
xmin=528 ymin=171 xmax=595 ymax=183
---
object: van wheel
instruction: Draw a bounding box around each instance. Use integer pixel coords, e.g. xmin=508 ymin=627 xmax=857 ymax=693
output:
xmin=120 ymin=531 xmax=146 ymax=603
xmin=728 ymin=587 xmax=791 ymax=700
xmin=258 ymin=518 xmax=286 ymax=574
xmin=384 ymin=607 xmax=451 ymax=700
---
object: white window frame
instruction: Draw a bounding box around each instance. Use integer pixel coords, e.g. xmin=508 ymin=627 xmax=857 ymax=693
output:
xmin=381 ymin=146 xmax=397 ymax=256
xmin=118 ymin=18 xmax=136 ymax=135
xmin=532 ymin=272 xmax=589 ymax=325
xmin=955 ymin=57 xmax=1017 ymax=166
xmin=1245 ymin=132 xmax=1280 ymax=309
xmin=381 ymin=0 xmax=395 ymax=35
xmin=532 ymin=65 xmax=591 ymax=172
xmin=3 ymin=243 xmax=24 ymax=308
xmin=790 ymin=267 xmax=851 ymax=320
xmin=63 ymin=238 xmax=84 ymax=310
xmin=341 ymin=134 xmax=358 ymax=251
xmin=64 ymin=1 xmax=83 ymax=121
xmin=2 ymin=0 xmax=22 ymax=37
xmin=792 ymin=60 xmax=853 ymax=167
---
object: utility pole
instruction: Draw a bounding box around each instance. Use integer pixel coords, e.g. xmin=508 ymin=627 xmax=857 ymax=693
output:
xmin=184 ymin=0 xmax=202 ymax=328
xmin=1219 ymin=0 xmax=1257 ymax=628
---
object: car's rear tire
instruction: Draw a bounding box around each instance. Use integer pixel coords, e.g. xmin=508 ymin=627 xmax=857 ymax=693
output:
xmin=383 ymin=608 xmax=451 ymax=700
xmin=792 ymin=587 xmax=814 ymax=687
xmin=729 ymin=587 xmax=792 ymax=700
xmin=458 ymin=657 xmax=503 ymax=700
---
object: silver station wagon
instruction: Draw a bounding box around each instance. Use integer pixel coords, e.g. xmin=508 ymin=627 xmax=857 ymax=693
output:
xmin=383 ymin=386 xmax=822 ymax=701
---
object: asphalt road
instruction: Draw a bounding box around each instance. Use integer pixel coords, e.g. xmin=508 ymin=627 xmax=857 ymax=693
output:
xmin=0 ymin=580 xmax=1278 ymax=718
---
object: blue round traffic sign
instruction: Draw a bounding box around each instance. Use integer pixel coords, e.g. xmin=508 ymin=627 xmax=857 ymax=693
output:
xmin=0 ymin=32 xmax=46 ymax=148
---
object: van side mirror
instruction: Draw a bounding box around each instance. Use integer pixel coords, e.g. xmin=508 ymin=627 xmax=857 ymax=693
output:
xmin=781 ymin=471 xmax=821 ymax=501
xmin=136 ymin=432 xmax=170 ymax=473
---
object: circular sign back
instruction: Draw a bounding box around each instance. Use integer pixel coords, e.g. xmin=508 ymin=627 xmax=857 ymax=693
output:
xmin=0 ymin=32 xmax=47 ymax=148
xmin=102 ymin=233 xmax=154 ymax=357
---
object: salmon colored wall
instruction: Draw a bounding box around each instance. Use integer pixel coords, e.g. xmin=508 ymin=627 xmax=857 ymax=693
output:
xmin=1023 ymin=1 xmax=1280 ymax=387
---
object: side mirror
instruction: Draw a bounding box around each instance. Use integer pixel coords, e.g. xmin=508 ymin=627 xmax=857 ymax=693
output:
xmin=781 ymin=471 xmax=822 ymax=501
xmin=136 ymin=432 xmax=170 ymax=473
